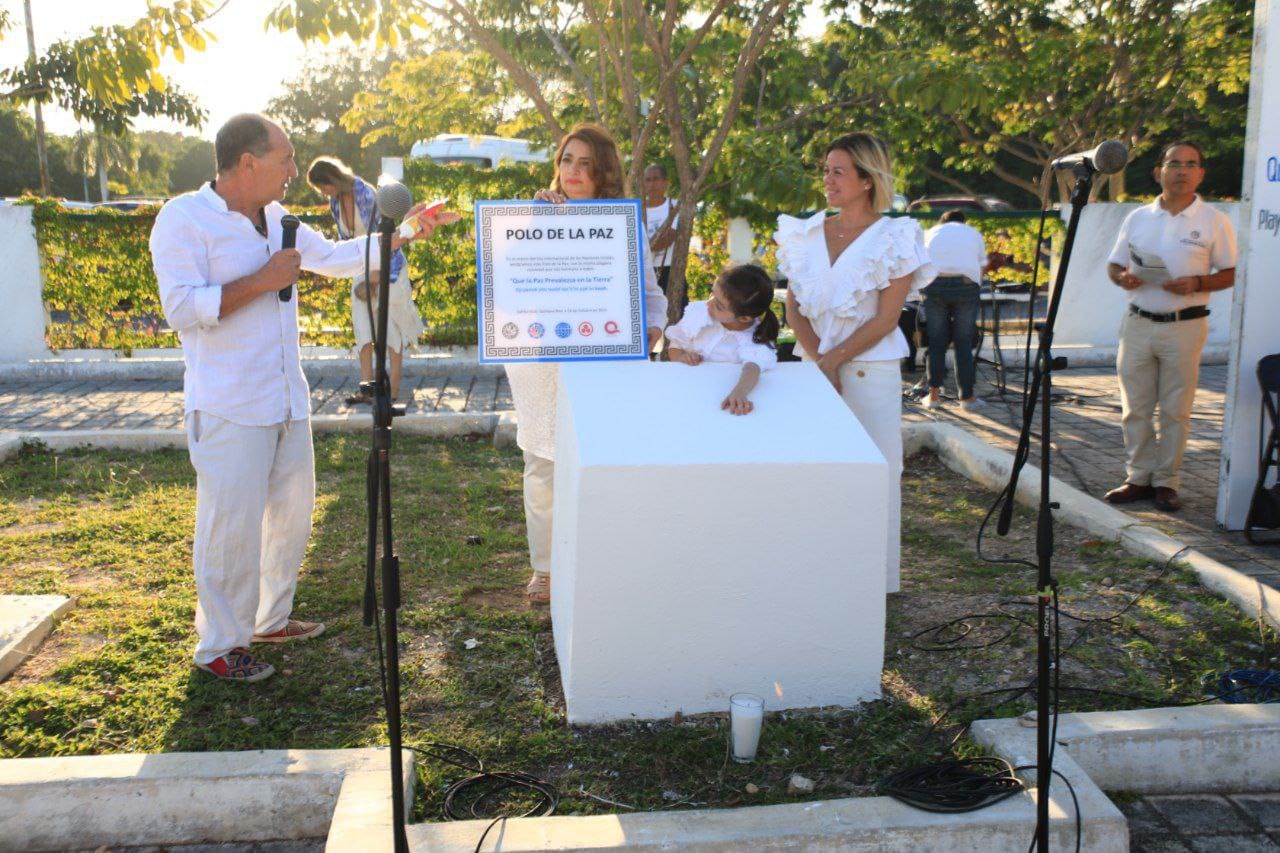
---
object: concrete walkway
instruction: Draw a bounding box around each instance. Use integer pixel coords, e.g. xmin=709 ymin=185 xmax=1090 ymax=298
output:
xmin=905 ymin=361 xmax=1280 ymax=594
xmin=2 ymin=357 xmax=1276 ymax=593
xmin=0 ymin=369 xmax=512 ymax=432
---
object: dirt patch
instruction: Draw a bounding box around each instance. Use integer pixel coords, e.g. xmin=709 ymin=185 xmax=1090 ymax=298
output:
xmin=0 ymin=521 xmax=65 ymax=537
xmin=462 ymin=586 xmax=530 ymax=613
xmin=4 ymin=631 xmax=107 ymax=687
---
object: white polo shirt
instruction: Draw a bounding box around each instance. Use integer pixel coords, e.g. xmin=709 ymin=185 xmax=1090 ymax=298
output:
xmin=644 ymin=198 xmax=678 ymax=267
xmin=1107 ymin=196 xmax=1237 ymax=314
xmin=150 ymin=183 xmax=383 ymax=426
xmin=924 ymin=221 xmax=986 ymax=285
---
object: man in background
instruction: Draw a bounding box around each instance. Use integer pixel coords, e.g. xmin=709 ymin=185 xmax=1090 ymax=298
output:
xmin=642 ymin=163 xmax=681 ymax=309
xmin=1103 ymin=140 xmax=1236 ymax=512
xmin=921 ymin=210 xmax=990 ymax=410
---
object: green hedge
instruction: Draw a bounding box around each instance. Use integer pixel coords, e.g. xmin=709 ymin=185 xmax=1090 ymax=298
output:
xmin=30 ymin=172 xmax=1058 ymax=353
xmin=31 ymin=160 xmax=551 ymax=352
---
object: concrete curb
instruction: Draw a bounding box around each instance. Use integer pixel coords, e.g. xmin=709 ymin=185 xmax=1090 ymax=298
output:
xmin=908 ymin=420 xmax=1280 ymax=633
xmin=0 ymin=748 xmax=413 ymax=851
xmin=0 ymin=349 xmax=502 ymax=381
xmin=0 ymin=414 xmax=503 ymax=460
xmin=972 ymin=704 xmax=1280 ymax=795
xmin=0 ymin=594 xmax=74 ymax=682
xmin=411 ymin=778 xmax=1121 ymax=851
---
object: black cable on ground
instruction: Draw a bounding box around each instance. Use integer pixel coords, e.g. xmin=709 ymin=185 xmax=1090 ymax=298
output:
xmin=876 ymin=756 xmax=1024 ymax=813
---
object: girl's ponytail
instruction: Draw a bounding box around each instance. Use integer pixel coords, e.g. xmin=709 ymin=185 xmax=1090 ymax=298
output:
xmin=717 ymin=263 xmax=780 ymax=348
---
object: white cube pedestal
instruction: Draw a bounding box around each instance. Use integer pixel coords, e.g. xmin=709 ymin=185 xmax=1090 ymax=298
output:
xmin=551 ymin=361 xmax=888 ymax=724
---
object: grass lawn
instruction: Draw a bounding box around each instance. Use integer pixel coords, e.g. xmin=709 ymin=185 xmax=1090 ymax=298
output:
xmin=1 ymin=437 xmax=1275 ymax=823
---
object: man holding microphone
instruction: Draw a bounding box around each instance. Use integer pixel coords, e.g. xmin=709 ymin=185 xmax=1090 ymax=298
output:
xmin=150 ymin=113 xmax=455 ymax=681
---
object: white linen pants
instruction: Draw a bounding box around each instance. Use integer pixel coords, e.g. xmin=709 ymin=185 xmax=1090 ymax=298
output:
xmin=186 ymin=411 xmax=315 ymax=664
xmin=1116 ymin=312 xmax=1208 ymax=491
xmin=523 ymin=451 xmax=555 ymax=576
xmin=836 ymin=359 xmax=904 ymax=593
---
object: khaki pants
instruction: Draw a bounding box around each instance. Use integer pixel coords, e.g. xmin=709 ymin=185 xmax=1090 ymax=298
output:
xmin=522 ymin=451 xmax=555 ymax=576
xmin=1116 ymin=312 xmax=1208 ymax=491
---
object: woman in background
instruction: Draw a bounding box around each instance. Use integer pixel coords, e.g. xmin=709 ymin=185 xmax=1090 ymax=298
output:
xmin=307 ymin=156 xmax=425 ymax=403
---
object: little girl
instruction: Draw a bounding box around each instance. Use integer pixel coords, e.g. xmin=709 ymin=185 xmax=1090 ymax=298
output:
xmin=665 ymin=264 xmax=780 ymax=414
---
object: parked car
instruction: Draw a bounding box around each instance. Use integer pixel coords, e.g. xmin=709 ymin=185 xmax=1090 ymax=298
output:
xmin=93 ymin=198 xmax=166 ymax=212
xmin=907 ymin=195 xmax=1016 ymax=213
xmin=409 ymin=134 xmax=550 ymax=168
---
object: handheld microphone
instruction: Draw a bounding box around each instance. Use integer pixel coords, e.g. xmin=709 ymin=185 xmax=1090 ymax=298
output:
xmin=279 ymin=214 xmax=300 ymax=302
xmin=1051 ymin=139 xmax=1128 ymax=175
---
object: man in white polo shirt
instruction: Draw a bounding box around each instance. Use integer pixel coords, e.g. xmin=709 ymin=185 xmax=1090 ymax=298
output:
xmin=1104 ymin=140 xmax=1236 ymax=512
xmin=151 ymin=113 xmax=452 ymax=681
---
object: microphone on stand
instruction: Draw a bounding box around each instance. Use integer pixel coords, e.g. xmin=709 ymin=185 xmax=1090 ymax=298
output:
xmin=278 ymin=214 xmax=300 ymax=302
xmin=1050 ymin=139 xmax=1129 ymax=175
xmin=375 ymin=179 xmax=414 ymax=229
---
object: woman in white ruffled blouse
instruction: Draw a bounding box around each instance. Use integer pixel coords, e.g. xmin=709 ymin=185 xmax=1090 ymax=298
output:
xmin=774 ymin=132 xmax=937 ymax=592
xmin=507 ymin=123 xmax=668 ymax=604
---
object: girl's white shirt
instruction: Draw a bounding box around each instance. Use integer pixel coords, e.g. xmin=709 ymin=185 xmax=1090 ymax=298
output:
xmin=664 ymin=300 xmax=777 ymax=370
xmin=774 ymin=212 xmax=937 ymax=362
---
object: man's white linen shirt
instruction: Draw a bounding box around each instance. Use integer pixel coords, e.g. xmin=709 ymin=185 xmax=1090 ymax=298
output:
xmin=924 ymin=221 xmax=987 ymax=285
xmin=1106 ymin=195 xmax=1237 ymax=314
xmin=151 ymin=183 xmax=384 ymax=426
xmin=664 ymin=301 xmax=778 ymax=370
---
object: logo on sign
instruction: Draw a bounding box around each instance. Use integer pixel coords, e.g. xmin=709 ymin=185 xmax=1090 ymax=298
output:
xmin=604 ymin=320 xmax=620 ymax=335
xmin=555 ymin=322 xmax=572 ymax=339
xmin=501 ymin=322 xmax=518 ymax=339
xmin=1268 ymin=156 xmax=1280 ymax=183
xmin=528 ymin=322 xmax=545 ymax=339
xmin=578 ymin=321 xmax=594 ymax=336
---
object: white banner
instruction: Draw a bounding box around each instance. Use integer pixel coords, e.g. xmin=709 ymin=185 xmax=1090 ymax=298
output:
xmin=1219 ymin=0 xmax=1280 ymax=529
xmin=475 ymin=200 xmax=648 ymax=363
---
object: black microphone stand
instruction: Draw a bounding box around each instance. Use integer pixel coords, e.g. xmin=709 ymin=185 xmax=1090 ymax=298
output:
xmin=363 ymin=215 xmax=410 ymax=853
xmin=995 ymin=165 xmax=1096 ymax=852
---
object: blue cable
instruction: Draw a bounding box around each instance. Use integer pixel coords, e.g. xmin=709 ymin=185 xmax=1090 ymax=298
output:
xmin=1202 ymin=670 xmax=1280 ymax=703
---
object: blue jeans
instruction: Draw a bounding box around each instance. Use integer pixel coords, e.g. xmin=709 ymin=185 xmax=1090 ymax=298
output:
xmin=924 ymin=276 xmax=980 ymax=399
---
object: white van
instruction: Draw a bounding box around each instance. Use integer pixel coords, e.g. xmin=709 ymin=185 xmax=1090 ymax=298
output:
xmin=409 ymin=134 xmax=550 ymax=168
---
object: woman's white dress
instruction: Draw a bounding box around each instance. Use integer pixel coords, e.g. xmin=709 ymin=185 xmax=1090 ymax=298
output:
xmin=774 ymin=212 xmax=937 ymax=592
xmin=336 ymin=212 xmax=425 ymax=353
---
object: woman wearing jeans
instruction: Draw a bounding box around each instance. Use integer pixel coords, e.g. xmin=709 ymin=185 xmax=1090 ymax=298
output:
xmin=921 ymin=210 xmax=988 ymax=410
xmin=776 ymin=132 xmax=936 ymax=593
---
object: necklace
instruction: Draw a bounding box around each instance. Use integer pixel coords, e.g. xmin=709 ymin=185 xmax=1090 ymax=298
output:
xmin=827 ymin=216 xmax=877 ymax=239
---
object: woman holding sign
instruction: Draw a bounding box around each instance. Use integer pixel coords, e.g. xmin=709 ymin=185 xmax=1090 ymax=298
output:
xmin=508 ymin=122 xmax=669 ymax=604
xmin=774 ymin=132 xmax=936 ymax=593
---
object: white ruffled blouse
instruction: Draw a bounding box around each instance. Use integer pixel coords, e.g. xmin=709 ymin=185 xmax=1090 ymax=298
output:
xmin=664 ymin=301 xmax=778 ymax=370
xmin=774 ymin=212 xmax=937 ymax=362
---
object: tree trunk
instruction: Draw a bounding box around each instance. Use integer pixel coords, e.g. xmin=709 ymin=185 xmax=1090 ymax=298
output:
xmin=23 ymin=0 xmax=50 ymax=196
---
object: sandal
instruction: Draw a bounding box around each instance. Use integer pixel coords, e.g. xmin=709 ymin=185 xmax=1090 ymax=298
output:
xmin=526 ymin=573 xmax=550 ymax=605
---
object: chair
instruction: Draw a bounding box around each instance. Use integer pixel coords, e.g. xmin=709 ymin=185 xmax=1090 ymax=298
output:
xmin=1245 ymin=353 xmax=1280 ymax=544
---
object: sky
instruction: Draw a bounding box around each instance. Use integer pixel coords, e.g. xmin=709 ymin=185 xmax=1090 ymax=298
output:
xmin=2 ymin=0 xmax=831 ymax=143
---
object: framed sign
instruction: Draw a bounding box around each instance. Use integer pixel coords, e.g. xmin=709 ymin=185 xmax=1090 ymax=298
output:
xmin=475 ymin=199 xmax=648 ymax=363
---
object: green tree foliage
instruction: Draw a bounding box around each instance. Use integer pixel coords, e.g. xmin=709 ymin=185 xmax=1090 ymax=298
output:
xmin=266 ymin=46 xmax=407 ymax=204
xmin=815 ymin=0 xmax=1252 ymax=205
xmin=341 ymin=49 xmax=527 ymax=149
xmin=0 ymin=104 xmax=90 ymax=199
xmin=1 ymin=2 xmax=210 ymax=134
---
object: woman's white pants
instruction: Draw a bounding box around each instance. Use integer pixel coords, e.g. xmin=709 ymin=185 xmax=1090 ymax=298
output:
xmin=186 ymin=411 xmax=315 ymax=665
xmin=836 ymin=360 xmax=903 ymax=592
